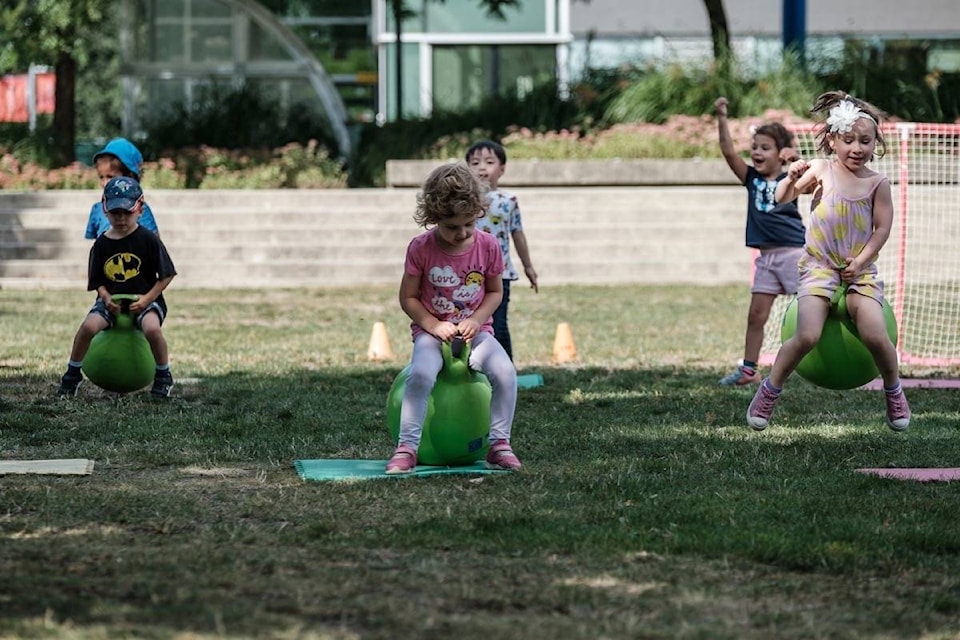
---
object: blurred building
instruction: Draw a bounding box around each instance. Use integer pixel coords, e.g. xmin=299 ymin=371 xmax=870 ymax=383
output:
xmin=119 ymin=0 xmax=960 ymax=154
xmin=570 ymin=0 xmax=960 ymax=77
xmin=119 ymin=0 xmax=373 ymax=156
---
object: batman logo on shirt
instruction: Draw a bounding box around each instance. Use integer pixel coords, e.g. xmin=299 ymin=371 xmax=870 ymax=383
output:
xmin=104 ymin=253 xmax=141 ymax=282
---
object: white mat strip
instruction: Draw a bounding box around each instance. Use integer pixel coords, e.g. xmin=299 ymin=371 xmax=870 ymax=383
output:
xmin=0 ymin=459 xmax=95 ymax=475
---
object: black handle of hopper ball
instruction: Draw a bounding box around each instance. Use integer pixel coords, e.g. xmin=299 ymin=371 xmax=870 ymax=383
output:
xmin=450 ymin=336 xmax=465 ymax=359
xmin=112 ymin=293 xmax=139 ymax=315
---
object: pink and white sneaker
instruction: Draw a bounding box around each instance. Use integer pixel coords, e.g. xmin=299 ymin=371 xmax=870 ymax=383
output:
xmin=385 ymin=444 xmax=417 ymax=474
xmin=884 ymin=388 xmax=911 ymax=432
xmin=485 ymin=439 xmax=522 ymax=471
xmin=747 ymin=380 xmax=780 ymax=431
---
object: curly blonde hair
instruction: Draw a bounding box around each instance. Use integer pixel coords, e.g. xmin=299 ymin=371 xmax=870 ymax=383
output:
xmin=811 ymin=90 xmax=888 ymax=159
xmin=414 ymin=162 xmax=487 ymax=227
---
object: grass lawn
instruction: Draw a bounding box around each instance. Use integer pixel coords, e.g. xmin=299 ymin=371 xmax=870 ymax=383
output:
xmin=2 ymin=284 xmax=959 ymax=640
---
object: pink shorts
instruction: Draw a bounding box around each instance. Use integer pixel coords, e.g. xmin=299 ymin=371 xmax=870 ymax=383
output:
xmin=797 ymin=254 xmax=884 ymax=303
xmin=751 ymin=247 xmax=804 ymax=295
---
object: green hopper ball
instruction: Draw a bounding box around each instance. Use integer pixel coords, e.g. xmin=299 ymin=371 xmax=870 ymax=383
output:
xmin=82 ymin=294 xmax=155 ymax=393
xmin=386 ymin=337 xmax=491 ymax=466
xmin=780 ymin=285 xmax=898 ymax=390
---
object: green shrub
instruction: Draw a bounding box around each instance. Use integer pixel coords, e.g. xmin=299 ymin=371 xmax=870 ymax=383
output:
xmin=0 ymin=157 xmax=97 ymax=190
xmin=141 ymin=159 xmax=188 ymax=189
xmin=604 ymin=64 xmax=720 ymax=124
xmin=0 ymin=122 xmax=58 ymax=168
xmin=199 ymin=163 xmax=287 ymax=189
xmin=817 ymin=39 xmax=960 ymax=121
xmin=604 ymin=56 xmax=820 ymax=125
xmin=277 ymin=140 xmax=347 ymax=188
xmin=350 ymin=80 xmax=584 ymax=186
xmin=1 ymin=141 xmax=345 ymax=190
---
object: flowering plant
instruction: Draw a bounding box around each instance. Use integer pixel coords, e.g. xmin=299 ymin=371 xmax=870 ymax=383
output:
xmin=826 ymin=100 xmax=871 ymax=133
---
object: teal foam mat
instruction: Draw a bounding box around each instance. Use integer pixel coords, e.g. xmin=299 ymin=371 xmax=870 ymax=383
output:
xmin=294 ymin=459 xmax=507 ymax=482
xmin=517 ymin=373 xmax=544 ymax=389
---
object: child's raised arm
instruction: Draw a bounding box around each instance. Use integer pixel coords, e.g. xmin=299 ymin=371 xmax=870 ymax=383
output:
xmin=715 ymin=97 xmax=748 ymax=184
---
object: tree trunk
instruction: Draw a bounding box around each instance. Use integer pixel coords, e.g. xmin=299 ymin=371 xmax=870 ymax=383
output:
xmin=702 ymin=0 xmax=730 ymax=63
xmin=52 ymin=51 xmax=76 ymax=167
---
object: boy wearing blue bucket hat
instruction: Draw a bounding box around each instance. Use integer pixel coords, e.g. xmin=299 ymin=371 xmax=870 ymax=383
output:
xmin=85 ymin=138 xmax=160 ymax=239
xmin=59 ymin=176 xmax=177 ymax=398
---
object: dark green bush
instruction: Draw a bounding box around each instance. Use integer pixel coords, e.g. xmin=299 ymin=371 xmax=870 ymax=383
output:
xmin=350 ymin=79 xmax=589 ymax=186
xmin=818 ymin=40 xmax=960 ymax=122
xmin=141 ymin=83 xmax=342 ymax=162
xmin=0 ymin=121 xmax=58 ymax=167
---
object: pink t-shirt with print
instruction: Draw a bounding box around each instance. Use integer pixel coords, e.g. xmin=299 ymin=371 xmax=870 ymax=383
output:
xmin=404 ymin=228 xmax=504 ymax=338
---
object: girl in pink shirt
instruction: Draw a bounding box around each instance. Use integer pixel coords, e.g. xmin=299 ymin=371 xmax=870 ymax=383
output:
xmin=386 ymin=163 xmax=521 ymax=474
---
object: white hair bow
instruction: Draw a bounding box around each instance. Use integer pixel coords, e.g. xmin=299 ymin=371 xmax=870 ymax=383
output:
xmin=826 ymin=100 xmax=874 ymax=133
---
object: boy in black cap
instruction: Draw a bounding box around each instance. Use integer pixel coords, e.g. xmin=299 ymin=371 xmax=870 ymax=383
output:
xmin=59 ymin=176 xmax=178 ymax=398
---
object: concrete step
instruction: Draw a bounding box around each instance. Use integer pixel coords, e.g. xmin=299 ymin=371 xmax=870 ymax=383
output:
xmin=0 ymin=187 xmax=745 ymax=219
xmin=0 ymin=186 xmax=757 ymax=289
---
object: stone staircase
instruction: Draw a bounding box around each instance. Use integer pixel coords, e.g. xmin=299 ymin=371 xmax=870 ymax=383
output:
xmin=0 ymin=184 xmax=752 ymax=290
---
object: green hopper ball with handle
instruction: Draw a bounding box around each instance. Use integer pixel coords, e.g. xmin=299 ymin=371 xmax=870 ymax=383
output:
xmin=386 ymin=336 xmax=491 ymax=466
xmin=780 ymin=284 xmax=898 ymax=390
xmin=82 ymin=294 xmax=155 ymax=393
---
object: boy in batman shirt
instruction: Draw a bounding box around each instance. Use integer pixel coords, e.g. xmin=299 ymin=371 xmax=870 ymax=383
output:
xmin=58 ymin=176 xmax=178 ymax=398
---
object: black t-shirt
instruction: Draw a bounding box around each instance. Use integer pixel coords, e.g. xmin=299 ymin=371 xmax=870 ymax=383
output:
xmin=88 ymin=225 xmax=177 ymax=308
xmin=743 ymin=166 xmax=805 ymax=249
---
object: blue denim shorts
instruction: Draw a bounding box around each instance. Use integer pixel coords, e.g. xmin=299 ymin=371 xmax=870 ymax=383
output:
xmin=90 ymin=297 xmax=166 ymax=330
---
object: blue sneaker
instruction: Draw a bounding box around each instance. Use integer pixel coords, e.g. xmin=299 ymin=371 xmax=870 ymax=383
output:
xmin=719 ymin=365 xmax=761 ymax=386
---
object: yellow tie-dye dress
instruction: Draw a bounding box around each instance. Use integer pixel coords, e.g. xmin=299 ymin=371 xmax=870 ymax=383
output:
xmin=798 ymin=160 xmax=887 ymax=303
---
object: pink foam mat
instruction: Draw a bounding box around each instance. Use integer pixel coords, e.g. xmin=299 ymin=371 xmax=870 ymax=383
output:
xmin=859 ymin=378 xmax=960 ymax=390
xmin=856 ymin=468 xmax=960 ymax=482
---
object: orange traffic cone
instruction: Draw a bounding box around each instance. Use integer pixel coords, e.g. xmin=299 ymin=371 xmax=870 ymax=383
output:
xmin=552 ymin=322 xmax=578 ymax=363
xmin=367 ymin=321 xmax=395 ymax=361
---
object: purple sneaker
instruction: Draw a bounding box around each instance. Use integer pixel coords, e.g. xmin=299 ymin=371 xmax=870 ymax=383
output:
xmin=885 ymin=388 xmax=911 ymax=432
xmin=747 ymin=380 xmax=780 ymax=431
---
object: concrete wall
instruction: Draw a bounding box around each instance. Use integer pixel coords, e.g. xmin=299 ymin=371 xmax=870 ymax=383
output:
xmin=385 ymin=158 xmax=736 ymax=187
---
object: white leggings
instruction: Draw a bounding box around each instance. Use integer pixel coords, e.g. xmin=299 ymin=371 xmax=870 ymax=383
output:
xmin=398 ymin=331 xmax=517 ymax=449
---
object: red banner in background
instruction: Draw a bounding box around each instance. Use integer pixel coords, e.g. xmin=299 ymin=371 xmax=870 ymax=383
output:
xmin=0 ymin=72 xmax=55 ymax=122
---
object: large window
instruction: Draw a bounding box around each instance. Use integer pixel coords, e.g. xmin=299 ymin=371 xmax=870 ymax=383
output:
xmin=432 ymin=45 xmax=557 ymax=113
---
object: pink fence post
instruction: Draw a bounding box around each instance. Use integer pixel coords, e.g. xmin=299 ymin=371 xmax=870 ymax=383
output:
xmin=894 ymin=124 xmax=911 ymax=364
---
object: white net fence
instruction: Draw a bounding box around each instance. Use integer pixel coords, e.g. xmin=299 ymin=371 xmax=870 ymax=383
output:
xmin=760 ymin=123 xmax=960 ymax=372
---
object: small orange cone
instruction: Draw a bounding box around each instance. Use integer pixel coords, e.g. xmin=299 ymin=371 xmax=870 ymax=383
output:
xmin=552 ymin=322 xmax=578 ymax=363
xmin=367 ymin=321 xmax=395 ymax=361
